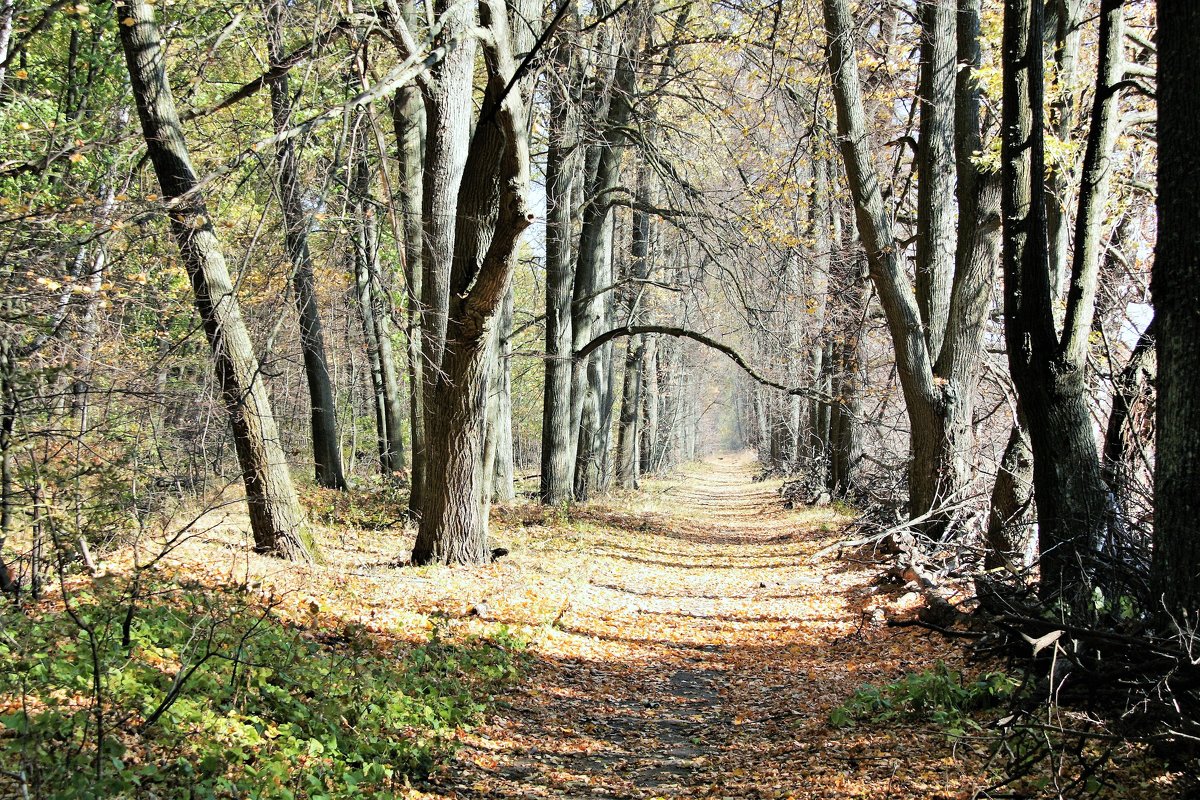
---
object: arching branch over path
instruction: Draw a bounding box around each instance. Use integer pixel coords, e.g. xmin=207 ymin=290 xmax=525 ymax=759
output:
xmin=576 ymin=325 xmax=834 ymax=405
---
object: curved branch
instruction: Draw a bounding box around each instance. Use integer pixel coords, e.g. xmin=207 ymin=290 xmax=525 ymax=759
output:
xmin=575 ymin=325 xmax=827 ymax=403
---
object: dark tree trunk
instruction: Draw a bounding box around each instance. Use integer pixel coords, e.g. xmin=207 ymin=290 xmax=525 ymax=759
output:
xmin=265 ymin=0 xmax=346 ymax=490
xmin=1000 ymin=0 xmax=1124 ymax=605
xmin=118 ymin=0 xmax=308 ymax=559
xmin=1152 ymin=1 xmax=1200 ymax=616
xmin=1102 ymin=319 xmax=1155 ymax=500
xmin=823 ymin=0 xmax=991 ymax=537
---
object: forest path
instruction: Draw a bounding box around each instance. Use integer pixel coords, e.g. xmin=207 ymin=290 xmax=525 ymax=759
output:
xmin=421 ymin=454 xmax=980 ymax=799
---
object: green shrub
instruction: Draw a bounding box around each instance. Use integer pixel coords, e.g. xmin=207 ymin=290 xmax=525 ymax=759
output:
xmin=829 ymin=662 xmax=1018 ymax=736
xmin=0 ymin=580 xmax=525 ymax=799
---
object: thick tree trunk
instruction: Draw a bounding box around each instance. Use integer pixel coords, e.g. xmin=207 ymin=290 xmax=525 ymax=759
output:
xmin=1001 ymin=0 xmax=1123 ymax=604
xmin=411 ymin=0 xmax=532 ymax=563
xmin=266 ymin=0 xmax=346 ymax=490
xmin=822 ymin=0 xmax=949 ymax=527
xmin=1152 ymin=1 xmax=1200 ymax=616
xmin=416 ymin=3 xmax=476 ymax=517
xmin=118 ymin=0 xmax=308 ymax=559
xmin=412 ymin=321 xmax=494 ymax=565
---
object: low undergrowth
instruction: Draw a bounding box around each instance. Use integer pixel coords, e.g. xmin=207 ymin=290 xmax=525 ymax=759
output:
xmin=830 ymin=662 xmax=1019 ymax=735
xmin=0 ymin=575 xmax=525 ymax=799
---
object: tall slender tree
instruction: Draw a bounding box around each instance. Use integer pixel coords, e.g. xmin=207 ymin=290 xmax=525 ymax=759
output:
xmin=117 ymin=0 xmax=309 ymax=559
xmin=265 ymin=0 xmax=347 ymax=490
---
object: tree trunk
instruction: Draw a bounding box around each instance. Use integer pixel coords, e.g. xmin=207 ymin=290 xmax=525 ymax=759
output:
xmin=615 ymin=167 xmax=653 ymax=489
xmin=571 ymin=18 xmax=639 ymax=499
xmin=540 ymin=55 xmax=578 ymax=504
xmin=984 ymin=424 xmax=1035 ymax=571
xmin=489 ymin=285 xmax=515 ymax=502
xmin=822 ymin=0 xmax=952 ymax=529
xmin=351 ymin=142 xmax=406 ymax=476
xmin=1046 ymin=0 xmax=1083 ymax=302
xmin=118 ymin=0 xmax=308 ymax=559
xmin=1102 ymin=319 xmax=1155 ymax=500
xmin=915 ymin=0 xmax=958 ymax=362
xmin=0 ymin=0 xmax=14 ymax=99
xmin=1000 ymin=0 xmax=1124 ymax=605
xmin=411 ymin=0 xmax=533 ymax=563
xmin=391 ymin=32 xmax=426 ymax=514
xmin=266 ymin=0 xmax=346 ymax=490
xmin=640 ymin=335 xmax=659 ymax=472
xmin=828 ymin=261 xmax=868 ymax=497
xmin=413 ymin=320 xmax=495 ymax=565
xmin=1152 ymin=0 xmax=1200 ymax=616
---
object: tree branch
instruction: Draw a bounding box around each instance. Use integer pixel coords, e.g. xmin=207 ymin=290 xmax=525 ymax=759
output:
xmin=575 ymin=325 xmax=831 ymax=405
xmin=180 ymin=19 xmax=351 ymax=122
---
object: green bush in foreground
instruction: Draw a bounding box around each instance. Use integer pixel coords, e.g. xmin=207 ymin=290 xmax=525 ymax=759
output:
xmin=0 ymin=579 xmax=525 ymax=799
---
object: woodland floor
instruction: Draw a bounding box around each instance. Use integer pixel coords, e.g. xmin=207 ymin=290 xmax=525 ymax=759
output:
xmin=160 ymin=453 xmax=1176 ymax=799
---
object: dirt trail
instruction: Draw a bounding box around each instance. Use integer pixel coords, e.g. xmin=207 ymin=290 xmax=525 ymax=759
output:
xmin=422 ymin=454 xmax=980 ymax=799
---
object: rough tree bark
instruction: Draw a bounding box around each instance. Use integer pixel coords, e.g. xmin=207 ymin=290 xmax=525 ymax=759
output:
xmin=1102 ymin=318 xmax=1155 ymax=500
xmin=540 ymin=35 xmax=581 ymax=504
xmin=984 ymin=424 xmax=1034 ymax=571
xmin=389 ymin=0 xmax=427 ymax=515
xmin=1152 ymin=1 xmax=1200 ymax=616
xmin=117 ymin=0 xmax=308 ymax=559
xmin=408 ymin=0 xmax=534 ymax=564
xmin=1000 ymin=0 xmax=1125 ymax=604
xmin=571 ymin=9 xmax=639 ymax=499
xmin=822 ymin=0 xmax=997 ymax=536
xmin=914 ymin=0 xmax=957 ymax=362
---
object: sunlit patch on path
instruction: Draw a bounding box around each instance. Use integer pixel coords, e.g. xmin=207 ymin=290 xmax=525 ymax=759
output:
xmin=411 ymin=454 xmax=985 ymax=799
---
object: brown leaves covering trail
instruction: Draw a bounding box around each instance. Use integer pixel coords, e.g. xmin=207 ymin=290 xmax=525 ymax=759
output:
xmin=156 ymin=454 xmax=1171 ymax=798
xmin=410 ymin=454 xmax=984 ymax=799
